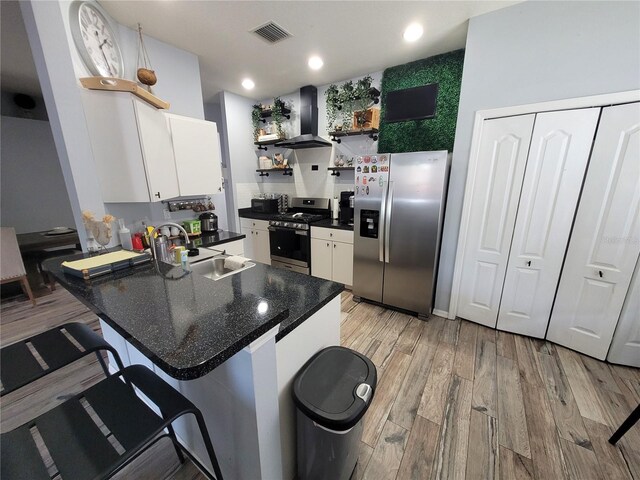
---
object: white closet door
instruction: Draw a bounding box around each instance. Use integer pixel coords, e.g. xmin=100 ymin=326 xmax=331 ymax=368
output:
xmin=497 ymin=108 xmax=600 ymax=337
xmin=457 ymin=114 xmax=535 ymax=327
xmin=547 ymin=102 xmax=640 ymax=360
xmin=607 ymin=257 xmax=640 ymax=367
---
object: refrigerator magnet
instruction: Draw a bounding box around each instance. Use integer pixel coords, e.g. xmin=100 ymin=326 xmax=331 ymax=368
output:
xmin=357 ymin=166 xmax=362 ymax=173
xmin=379 ymin=176 xmax=384 ymax=187
xmin=362 ymin=177 xmax=367 ymax=185
xmin=372 ymin=165 xmax=378 ymax=173
xmin=380 ymin=155 xmax=387 ymax=163
xmin=364 ymin=156 xmax=371 ymax=164
xmin=357 ymin=157 xmax=364 ymax=164
xmin=363 ymin=166 xmax=369 ymax=173
xmin=372 ymin=157 xmax=377 ymax=164
xmin=366 ymin=186 xmax=370 ymax=195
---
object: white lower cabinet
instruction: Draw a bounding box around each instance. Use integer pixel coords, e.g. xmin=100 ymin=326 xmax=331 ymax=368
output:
xmin=240 ymin=218 xmax=271 ymax=265
xmin=311 ymin=227 xmax=354 ymax=286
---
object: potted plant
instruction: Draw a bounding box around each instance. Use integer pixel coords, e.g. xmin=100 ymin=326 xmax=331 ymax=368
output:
xmin=251 ymin=104 xmax=262 ymax=141
xmin=325 ymin=84 xmax=340 ymax=132
xmin=339 ymin=81 xmax=355 ymax=132
xmin=354 ymin=75 xmax=373 ymax=129
xmin=272 ymin=97 xmax=286 ymax=139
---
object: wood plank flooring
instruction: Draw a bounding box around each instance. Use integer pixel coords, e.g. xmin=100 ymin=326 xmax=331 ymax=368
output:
xmin=2 ymin=290 xmax=639 ymax=479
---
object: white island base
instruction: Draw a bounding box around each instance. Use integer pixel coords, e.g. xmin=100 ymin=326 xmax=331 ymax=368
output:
xmin=100 ymin=295 xmax=341 ymax=479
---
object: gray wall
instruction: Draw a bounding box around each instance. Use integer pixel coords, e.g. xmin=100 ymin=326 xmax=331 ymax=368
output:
xmin=435 ymin=0 xmax=640 ymax=312
xmin=1 ymin=116 xmax=75 ymax=233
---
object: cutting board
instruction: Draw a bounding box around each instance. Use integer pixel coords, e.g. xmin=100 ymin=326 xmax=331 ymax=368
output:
xmin=62 ymin=251 xmax=151 ymax=280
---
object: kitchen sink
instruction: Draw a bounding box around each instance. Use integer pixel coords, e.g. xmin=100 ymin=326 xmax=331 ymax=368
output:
xmin=190 ymin=255 xmax=255 ymax=281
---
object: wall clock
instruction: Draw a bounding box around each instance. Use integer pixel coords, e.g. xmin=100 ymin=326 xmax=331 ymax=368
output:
xmin=69 ymin=1 xmax=124 ymax=78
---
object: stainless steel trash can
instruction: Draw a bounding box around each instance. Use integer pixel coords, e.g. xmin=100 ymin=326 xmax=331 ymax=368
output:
xmin=293 ymin=346 xmax=377 ymax=480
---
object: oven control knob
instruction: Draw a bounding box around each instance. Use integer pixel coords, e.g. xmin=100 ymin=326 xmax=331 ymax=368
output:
xmin=284 ymin=222 xmax=290 ymax=228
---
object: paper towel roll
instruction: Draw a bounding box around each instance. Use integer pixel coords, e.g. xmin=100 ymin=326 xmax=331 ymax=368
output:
xmin=224 ymin=255 xmax=247 ymax=271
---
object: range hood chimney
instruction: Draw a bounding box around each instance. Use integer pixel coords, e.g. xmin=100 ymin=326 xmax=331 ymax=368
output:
xmin=276 ymin=85 xmax=332 ymax=149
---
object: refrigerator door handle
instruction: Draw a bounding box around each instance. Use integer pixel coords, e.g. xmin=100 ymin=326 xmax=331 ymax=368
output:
xmin=384 ymin=181 xmax=394 ymax=263
xmin=379 ymin=183 xmax=388 ymax=262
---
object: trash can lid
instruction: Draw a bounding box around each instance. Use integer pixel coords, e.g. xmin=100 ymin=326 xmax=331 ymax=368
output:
xmin=292 ymin=346 xmax=377 ymax=431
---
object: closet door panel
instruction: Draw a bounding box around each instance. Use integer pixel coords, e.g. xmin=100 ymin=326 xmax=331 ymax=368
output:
xmin=457 ymin=114 xmax=535 ymax=327
xmin=607 ymin=258 xmax=640 ymax=367
xmin=547 ymin=102 xmax=640 ymax=359
xmin=497 ymin=108 xmax=600 ymax=337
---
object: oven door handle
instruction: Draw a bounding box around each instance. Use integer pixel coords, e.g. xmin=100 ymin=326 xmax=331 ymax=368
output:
xmin=268 ymin=226 xmax=308 ymax=236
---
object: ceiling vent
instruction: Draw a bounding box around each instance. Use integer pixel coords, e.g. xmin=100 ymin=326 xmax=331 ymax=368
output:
xmin=251 ymin=22 xmax=291 ymax=44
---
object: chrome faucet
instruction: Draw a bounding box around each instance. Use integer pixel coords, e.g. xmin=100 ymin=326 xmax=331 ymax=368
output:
xmin=149 ymin=222 xmax=190 ymax=261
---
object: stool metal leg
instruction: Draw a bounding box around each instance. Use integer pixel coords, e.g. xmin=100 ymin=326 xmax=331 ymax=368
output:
xmin=609 ymin=404 xmax=640 ymax=445
xmin=96 ymin=351 xmax=110 ymax=376
xmin=194 ymin=411 xmax=224 ymax=480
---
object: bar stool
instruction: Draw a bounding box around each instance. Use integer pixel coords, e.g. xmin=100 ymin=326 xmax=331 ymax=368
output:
xmin=0 ymin=322 xmax=124 ymax=397
xmin=1 ymin=364 xmax=224 ymax=479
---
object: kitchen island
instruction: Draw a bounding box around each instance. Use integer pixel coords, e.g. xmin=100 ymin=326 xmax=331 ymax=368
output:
xmin=44 ymin=251 xmax=343 ymax=480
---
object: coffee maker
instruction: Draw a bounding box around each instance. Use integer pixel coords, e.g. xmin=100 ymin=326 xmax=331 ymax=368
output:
xmin=339 ymin=191 xmax=355 ymax=225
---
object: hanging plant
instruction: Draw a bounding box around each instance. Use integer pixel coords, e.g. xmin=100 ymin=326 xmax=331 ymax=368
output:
xmin=325 ymin=84 xmax=340 ymax=132
xmin=251 ymin=104 xmax=262 ymax=141
xmin=354 ymin=75 xmax=373 ymax=129
xmin=272 ymin=97 xmax=285 ymax=139
xmin=339 ymin=81 xmax=356 ymax=132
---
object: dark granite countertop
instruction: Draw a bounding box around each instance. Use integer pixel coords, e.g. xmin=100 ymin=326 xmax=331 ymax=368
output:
xmin=172 ymin=230 xmax=245 ymax=249
xmin=238 ymin=208 xmax=278 ymax=221
xmin=43 ymin=251 xmax=343 ymax=380
xmin=312 ymin=219 xmax=354 ymax=231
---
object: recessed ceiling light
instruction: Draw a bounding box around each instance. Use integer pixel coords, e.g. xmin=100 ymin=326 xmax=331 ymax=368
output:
xmin=403 ymin=23 xmax=423 ymax=42
xmin=242 ymin=78 xmax=255 ymax=90
xmin=308 ymin=56 xmax=324 ymax=70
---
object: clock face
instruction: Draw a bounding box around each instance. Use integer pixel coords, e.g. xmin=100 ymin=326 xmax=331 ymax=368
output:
xmin=70 ymin=2 xmax=124 ymax=78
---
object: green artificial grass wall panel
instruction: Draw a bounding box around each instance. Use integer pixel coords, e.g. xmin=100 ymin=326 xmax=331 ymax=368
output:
xmin=378 ymin=49 xmax=465 ymax=154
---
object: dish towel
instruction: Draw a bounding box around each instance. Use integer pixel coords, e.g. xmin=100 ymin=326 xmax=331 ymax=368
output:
xmin=224 ymin=255 xmax=248 ymax=271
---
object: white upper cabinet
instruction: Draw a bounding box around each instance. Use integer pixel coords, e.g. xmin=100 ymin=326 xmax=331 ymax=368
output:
xmin=457 ymin=114 xmax=535 ymax=327
xmin=547 ymin=102 xmax=640 ymax=360
xmin=165 ymin=114 xmax=223 ymax=196
xmin=82 ymin=90 xmax=179 ymax=202
xmin=496 ymin=108 xmax=600 ymax=338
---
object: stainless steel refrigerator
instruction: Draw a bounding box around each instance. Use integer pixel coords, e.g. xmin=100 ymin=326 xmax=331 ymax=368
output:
xmin=353 ymin=151 xmax=449 ymax=317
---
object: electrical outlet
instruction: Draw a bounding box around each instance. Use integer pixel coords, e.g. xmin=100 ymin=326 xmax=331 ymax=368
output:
xmin=163 ymin=209 xmax=172 ymax=220
xmin=312 ymin=165 xmax=319 ymax=171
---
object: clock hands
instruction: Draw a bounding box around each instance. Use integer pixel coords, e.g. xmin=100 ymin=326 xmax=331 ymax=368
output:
xmin=94 ymin=31 xmax=114 ymax=76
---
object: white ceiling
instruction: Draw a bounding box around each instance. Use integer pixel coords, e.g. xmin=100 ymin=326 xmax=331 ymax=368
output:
xmin=1 ymin=1 xmax=519 ymax=103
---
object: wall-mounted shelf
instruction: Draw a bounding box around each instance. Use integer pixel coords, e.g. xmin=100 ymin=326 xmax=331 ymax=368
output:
xmin=259 ymin=106 xmax=291 ymax=123
xmin=163 ymin=196 xmax=214 ymax=212
xmin=256 ymin=168 xmax=293 ymax=177
xmin=254 ymin=138 xmax=286 ymax=151
xmin=329 ymin=128 xmax=379 ymax=143
xmin=328 ymin=167 xmax=354 ymax=177
xmin=335 ymin=87 xmax=381 ymax=110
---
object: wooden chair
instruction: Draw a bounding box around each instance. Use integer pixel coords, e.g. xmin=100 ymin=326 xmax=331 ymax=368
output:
xmin=1 ymin=227 xmax=35 ymax=305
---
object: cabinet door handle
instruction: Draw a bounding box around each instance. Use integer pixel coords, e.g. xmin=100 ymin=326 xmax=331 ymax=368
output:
xmin=333 ymin=244 xmax=336 ymax=248
xmin=526 ymin=260 xmax=531 ymax=267
xmin=155 ymin=192 xmax=161 ymax=198
xmin=326 ymin=242 xmax=330 ymax=247
xmin=598 ymin=270 xmax=603 ymax=278
xmin=330 ymin=233 xmax=333 ymax=237
xmin=255 ymin=231 xmax=259 ymax=236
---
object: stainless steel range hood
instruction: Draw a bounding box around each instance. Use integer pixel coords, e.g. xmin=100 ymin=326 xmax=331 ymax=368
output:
xmin=276 ymin=85 xmax=332 ymax=149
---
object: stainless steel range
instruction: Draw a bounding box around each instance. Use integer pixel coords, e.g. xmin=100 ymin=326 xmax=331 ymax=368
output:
xmin=268 ymin=197 xmax=330 ymax=274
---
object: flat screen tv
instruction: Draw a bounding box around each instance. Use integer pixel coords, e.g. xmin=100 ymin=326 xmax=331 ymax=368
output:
xmin=384 ymin=83 xmax=439 ymax=122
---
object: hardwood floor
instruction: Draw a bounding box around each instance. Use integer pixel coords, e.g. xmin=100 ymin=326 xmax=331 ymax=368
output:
xmin=2 ymin=289 xmax=639 ymax=479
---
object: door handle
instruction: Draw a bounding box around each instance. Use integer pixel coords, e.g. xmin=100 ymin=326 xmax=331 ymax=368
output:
xmin=379 ymin=182 xmax=388 ymax=262
xmin=384 ymin=182 xmax=394 ymax=263
xmin=155 ymin=192 xmax=161 ymax=199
